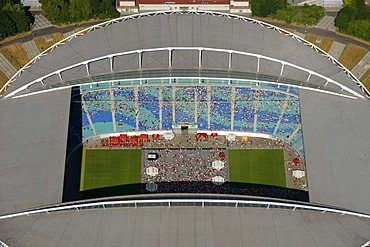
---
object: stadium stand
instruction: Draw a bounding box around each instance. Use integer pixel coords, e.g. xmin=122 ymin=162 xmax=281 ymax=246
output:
xmin=80 ymin=79 xmax=305 ymax=156
xmin=114 ymin=87 xmax=137 ymax=131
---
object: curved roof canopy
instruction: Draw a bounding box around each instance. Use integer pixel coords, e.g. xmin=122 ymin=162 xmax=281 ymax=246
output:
xmin=1 ymin=10 xmax=368 ymax=99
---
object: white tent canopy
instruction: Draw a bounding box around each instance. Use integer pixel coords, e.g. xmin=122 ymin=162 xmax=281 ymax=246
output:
xmin=226 ymin=133 xmax=236 ymax=141
xmin=212 ymin=160 xmax=225 ymax=171
xmin=145 ymin=182 xmax=158 ymax=192
xmin=146 ymin=167 xmax=159 ymax=176
xmin=163 ymin=132 xmax=175 ymax=140
xmin=293 ymin=170 xmax=305 ymax=179
xmin=212 ymin=176 xmax=225 ymax=185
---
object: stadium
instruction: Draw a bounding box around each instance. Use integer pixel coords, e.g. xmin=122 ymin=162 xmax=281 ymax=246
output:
xmin=0 ymin=10 xmax=370 ymax=246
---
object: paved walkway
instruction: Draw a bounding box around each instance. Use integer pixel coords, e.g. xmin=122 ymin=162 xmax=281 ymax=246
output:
xmin=172 ymin=86 xmax=176 ymax=123
xmin=230 ymin=86 xmax=236 ymax=131
xmin=294 ymin=31 xmax=306 ymax=39
xmin=274 ymin=92 xmax=290 ymax=135
xmin=159 ymin=86 xmax=163 ymax=129
xmin=288 ymin=125 xmax=301 ymax=142
xmin=265 ymin=21 xmax=369 ymax=49
xmin=31 ymin=14 xmax=53 ymax=31
xmin=207 ymin=85 xmax=211 ymax=129
xmin=63 ymin=31 xmax=75 ymax=39
xmin=316 ymin=16 xmax=337 ymax=32
xmin=22 ymin=40 xmax=40 ymax=59
xmin=253 ymin=84 xmax=260 ymax=132
xmin=351 ymin=52 xmax=370 ymax=79
xmin=328 ymin=41 xmax=346 ymax=60
xmin=109 ymin=88 xmax=117 ymax=132
xmin=0 ymin=53 xmax=17 ymax=78
xmin=134 ymin=86 xmax=139 ymax=130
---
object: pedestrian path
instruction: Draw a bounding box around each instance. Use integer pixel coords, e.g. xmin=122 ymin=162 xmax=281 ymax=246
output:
xmin=134 ymin=86 xmax=139 ymax=130
xmin=328 ymin=41 xmax=345 ymax=60
xmin=63 ymin=31 xmax=74 ymax=39
xmin=230 ymin=86 xmax=236 ymax=131
xmin=294 ymin=31 xmax=306 ymax=39
xmin=109 ymin=88 xmax=117 ymax=132
xmin=22 ymin=40 xmax=40 ymax=59
xmin=351 ymin=52 xmax=370 ymax=79
xmin=32 ymin=14 xmax=53 ymax=31
xmin=274 ymin=93 xmax=290 ymax=135
xmin=0 ymin=53 xmax=17 ymax=78
xmin=316 ymin=16 xmax=337 ymax=32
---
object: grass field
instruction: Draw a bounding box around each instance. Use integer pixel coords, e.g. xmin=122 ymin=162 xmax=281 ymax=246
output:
xmin=360 ymin=68 xmax=370 ymax=91
xmin=0 ymin=69 xmax=9 ymax=91
xmin=0 ymin=43 xmax=30 ymax=70
xmin=339 ymin=44 xmax=368 ymax=70
xmin=34 ymin=33 xmax=64 ymax=51
xmin=304 ymin=34 xmax=334 ymax=52
xmin=229 ymin=149 xmax=286 ymax=187
xmin=80 ymin=148 xmax=142 ymax=191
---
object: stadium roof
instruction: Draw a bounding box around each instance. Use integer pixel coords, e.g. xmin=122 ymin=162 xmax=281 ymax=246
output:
xmin=1 ymin=11 xmax=368 ymax=99
xmin=1 ymin=198 xmax=370 ymax=247
xmin=1 ymin=11 xmax=370 ymax=246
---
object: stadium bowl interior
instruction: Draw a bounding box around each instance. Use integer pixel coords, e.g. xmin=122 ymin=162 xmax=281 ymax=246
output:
xmin=0 ymin=11 xmax=370 ymax=247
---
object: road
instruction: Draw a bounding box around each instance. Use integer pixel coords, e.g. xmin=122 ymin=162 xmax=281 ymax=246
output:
xmin=0 ymin=20 xmax=106 ymax=47
xmin=265 ymin=21 xmax=369 ymax=49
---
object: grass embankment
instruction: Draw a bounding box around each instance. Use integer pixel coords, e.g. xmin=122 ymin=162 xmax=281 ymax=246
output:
xmin=360 ymin=68 xmax=370 ymax=91
xmin=34 ymin=33 xmax=65 ymax=51
xmin=339 ymin=43 xmax=368 ymax=70
xmin=304 ymin=34 xmax=334 ymax=52
xmin=0 ymin=43 xmax=30 ymax=70
xmin=0 ymin=70 xmax=9 ymax=91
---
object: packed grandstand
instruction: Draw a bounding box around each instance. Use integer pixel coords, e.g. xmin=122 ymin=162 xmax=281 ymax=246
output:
xmin=0 ymin=10 xmax=370 ymax=247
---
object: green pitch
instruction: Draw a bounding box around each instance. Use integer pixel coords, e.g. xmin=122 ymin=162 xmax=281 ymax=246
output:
xmin=80 ymin=148 xmax=141 ymax=191
xmin=229 ymin=149 xmax=286 ymax=187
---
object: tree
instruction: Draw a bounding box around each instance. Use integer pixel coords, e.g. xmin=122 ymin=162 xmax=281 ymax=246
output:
xmin=271 ymin=4 xmax=325 ymax=25
xmin=335 ymin=5 xmax=357 ymax=30
xmin=69 ymin=0 xmax=93 ymax=22
xmin=98 ymin=0 xmax=119 ymax=19
xmin=40 ymin=0 xmax=69 ymax=24
xmin=0 ymin=1 xmax=30 ymax=40
xmin=91 ymin=0 xmax=101 ymax=17
xmin=252 ymin=0 xmax=285 ymax=18
xmin=0 ymin=10 xmax=15 ymax=39
xmin=40 ymin=0 xmax=120 ymax=25
xmin=335 ymin=0 xmax=370 ymax=41
xmin=347 ymin=19 xmax=370 ymax=41
xmin=354 ymin=0 xmax=370 ymax=20
xmin=2 ymin=3 xmax=30 ymax=32
xmin=0 ymin=0 xmax=12 ymax=9
xmin=343 ymin=0 xmax=355 ymax=6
